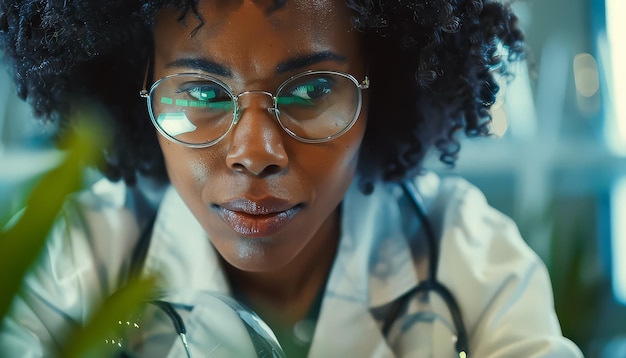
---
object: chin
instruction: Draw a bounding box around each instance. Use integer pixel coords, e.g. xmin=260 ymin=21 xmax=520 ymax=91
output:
xmin=220 ymin=237 xmax=295 ymax=273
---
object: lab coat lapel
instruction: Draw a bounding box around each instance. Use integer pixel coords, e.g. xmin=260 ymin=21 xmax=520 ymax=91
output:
xmin=141 ymin=186 xmax=230 ymax=294
xmin=309 ymin=296 xmax=395 ymax=357
xmin=309 ymin=180 xmax=432 ymax=357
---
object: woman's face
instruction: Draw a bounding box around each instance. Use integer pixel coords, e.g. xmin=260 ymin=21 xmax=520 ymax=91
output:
xmin=152 ymin=0 xmax=367 ymax=272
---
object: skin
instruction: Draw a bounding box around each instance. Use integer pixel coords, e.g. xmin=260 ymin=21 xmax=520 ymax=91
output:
xmin=152 ymin=0 xmax=368 ymax=323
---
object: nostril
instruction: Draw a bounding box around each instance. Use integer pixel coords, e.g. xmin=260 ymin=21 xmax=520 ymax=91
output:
xmin=261 ymin=164 xmax=283 ymax=176
xmin=230 ymin=162 xmax=247 ymax=173
xmin=229 ymin=162 xmax=284 ymax=177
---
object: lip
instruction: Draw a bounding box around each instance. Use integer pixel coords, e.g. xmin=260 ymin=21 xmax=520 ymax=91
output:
xmin=214 ymin=197 xmax=303 ymax=238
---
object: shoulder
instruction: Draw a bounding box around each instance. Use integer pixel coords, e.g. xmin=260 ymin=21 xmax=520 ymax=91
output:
xmin=429 ymin=174 xmax=517 ymax=242
xmin=406 ymin=173 xmax=525 ymax=261
xmin=1 ymin=177 xmax=165 ymax=354
xmin=420 ymin=173 xmax=582 ymax=356
xmin=28 ymin=177 xmax=163 ymax=313
xmin=62 ymin=176 xmax=163 ymax=256
xmin=422 ymin=173 xmax=539 ymax=313
xmin=425 ymin=173 xmax=535 ymax=285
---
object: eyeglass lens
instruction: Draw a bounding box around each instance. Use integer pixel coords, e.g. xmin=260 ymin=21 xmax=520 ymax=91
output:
xmin=148 ymin=71 xmax=362 ymax=145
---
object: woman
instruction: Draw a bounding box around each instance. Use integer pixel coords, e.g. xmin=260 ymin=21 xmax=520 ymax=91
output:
xmin=0 ymin=0 xmax=582 ymax=356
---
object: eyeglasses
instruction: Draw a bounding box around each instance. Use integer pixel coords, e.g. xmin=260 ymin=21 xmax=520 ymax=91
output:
xmin=139 ymin=70 xmax=369 ymax=147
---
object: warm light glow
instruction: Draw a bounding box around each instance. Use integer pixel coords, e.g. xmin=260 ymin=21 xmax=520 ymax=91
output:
xmin=573 ymin=53 xmax=600 ymax=98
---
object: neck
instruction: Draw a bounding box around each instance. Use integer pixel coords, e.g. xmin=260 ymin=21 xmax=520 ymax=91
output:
xmin=223 ymin=207 xmax=341 ymax=326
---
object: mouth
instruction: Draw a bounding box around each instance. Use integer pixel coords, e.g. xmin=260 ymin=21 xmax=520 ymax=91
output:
xmin=213 ymin=198 xmax=303 ymax=238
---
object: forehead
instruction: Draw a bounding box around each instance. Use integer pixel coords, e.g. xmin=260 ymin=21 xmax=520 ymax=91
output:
xmin=152 ymin=0 xmax=361 ymax=79
xmin=192 ymin=0 xmax=344 ymax=31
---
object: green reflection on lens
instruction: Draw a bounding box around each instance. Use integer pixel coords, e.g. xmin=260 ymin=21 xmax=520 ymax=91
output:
xmin=276 ymin=97 xmax=314 ymax=106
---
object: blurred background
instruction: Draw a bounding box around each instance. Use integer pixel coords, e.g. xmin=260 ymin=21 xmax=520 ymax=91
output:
xmin=0 ymin=0 xmax=624 ymax=356
xmin=438 ymin=0 xmax=626 ymax=356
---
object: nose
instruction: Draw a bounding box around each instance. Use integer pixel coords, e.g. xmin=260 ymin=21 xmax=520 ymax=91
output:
xmin=225 ymin=92 xmax=289 ymax=176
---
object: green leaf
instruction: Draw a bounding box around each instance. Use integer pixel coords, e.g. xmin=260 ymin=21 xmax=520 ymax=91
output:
xmin=0 ymin=126 xmax=98 ymax=319
xmin=0 ymin=110 xmax=156 ymax=358
xmin=60 ymin=276 xmax=157 ymax=358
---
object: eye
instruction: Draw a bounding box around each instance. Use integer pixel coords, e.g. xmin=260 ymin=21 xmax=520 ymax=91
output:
xmin=287 ymin=76 xmax=334 ymax=101
xmin=170 ymin=80 xmax=234 ymax=110
xmin=176 ymin=82 xmax=229 ymax=102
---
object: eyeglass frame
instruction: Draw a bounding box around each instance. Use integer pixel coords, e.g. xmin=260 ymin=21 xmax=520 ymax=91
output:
xmin=139 ymin=68 xmax=370 ymax=148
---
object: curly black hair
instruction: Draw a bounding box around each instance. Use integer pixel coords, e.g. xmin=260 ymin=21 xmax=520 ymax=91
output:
xmin=0 ymin=0 xmax=524 ymax=190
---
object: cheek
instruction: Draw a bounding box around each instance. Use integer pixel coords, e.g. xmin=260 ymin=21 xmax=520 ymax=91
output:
xmin=190 ymin=160 xmax=210 ymax=183
xmin=328 ymin=112 xmax=367 ymax=174
xmin=300 ymin=115 xmax=367 ymax=199
xmin=158 ymin=138 xmax=217 ymax=195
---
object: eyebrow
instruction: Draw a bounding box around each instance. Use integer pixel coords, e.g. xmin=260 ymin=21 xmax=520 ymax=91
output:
xmin=165 ymin=58 xmax=232 ymax=77
xmin=164 ymin=51 xmax=346 ymax=77
xmin=276 ymin=51 xmax=347 ymax=74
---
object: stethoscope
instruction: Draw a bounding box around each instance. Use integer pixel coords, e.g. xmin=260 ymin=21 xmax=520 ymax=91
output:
xmin=128 ymin=179 xmax=470 ymax=357
xmin=378 ymin=179 xmax=470 ymax=358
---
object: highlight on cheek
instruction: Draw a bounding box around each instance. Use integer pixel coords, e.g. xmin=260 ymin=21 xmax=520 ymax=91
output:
xmin=190 ymin=160 xmax=209 ymax=182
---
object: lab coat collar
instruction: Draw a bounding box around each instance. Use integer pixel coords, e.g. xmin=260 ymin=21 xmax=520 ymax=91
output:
xmin=328 ymin=182 xmax=417 ymax=307
xmin=329 ymin=174 xmax=439 ymax=309
xmin=142 ymin=187 xmax=230 ymax=295
xmin=310 ymin=174 xmax=439 ymax=356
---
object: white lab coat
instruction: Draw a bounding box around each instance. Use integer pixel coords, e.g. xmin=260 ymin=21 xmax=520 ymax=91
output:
xmin=0 ymin=172 xmax=583 ymax=357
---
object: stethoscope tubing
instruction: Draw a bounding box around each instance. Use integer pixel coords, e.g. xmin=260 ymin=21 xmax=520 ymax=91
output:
xmin=381 ymin=179 xmax=470 ymax=357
